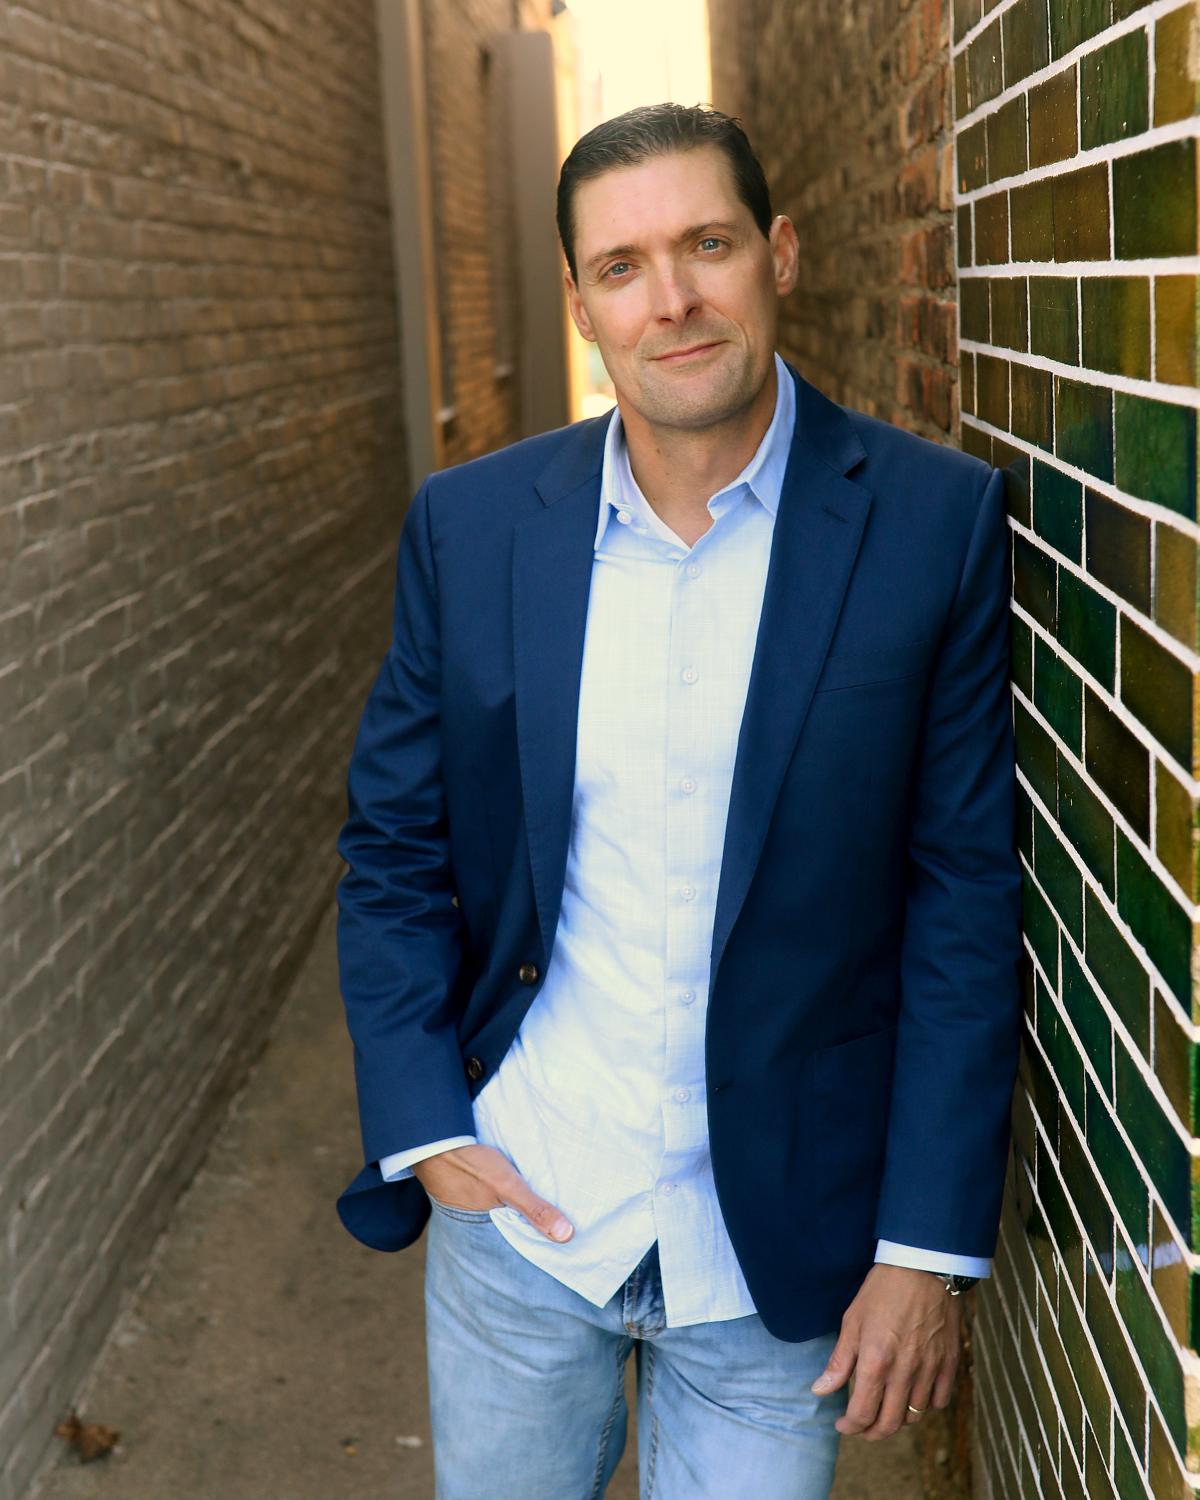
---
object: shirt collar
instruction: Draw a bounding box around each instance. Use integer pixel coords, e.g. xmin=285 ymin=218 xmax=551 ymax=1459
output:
xmin=594 ymin=351 xmax=795 ymax=551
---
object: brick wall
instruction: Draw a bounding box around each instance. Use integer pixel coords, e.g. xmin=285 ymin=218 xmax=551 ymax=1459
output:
xmin=708 ymin=0 xmax=960 ymax=444
xmin=0 ymin=6 xmax=408 ymax=1496
xmin=952 ymin=2 xmax=1200 ymax=1497
xmin=420 ymin=0 xmax=525 ymax=465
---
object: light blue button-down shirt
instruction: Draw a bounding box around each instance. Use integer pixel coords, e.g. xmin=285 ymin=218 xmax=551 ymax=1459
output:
xmin=382 ymin=353 xmax=990 ymax=1322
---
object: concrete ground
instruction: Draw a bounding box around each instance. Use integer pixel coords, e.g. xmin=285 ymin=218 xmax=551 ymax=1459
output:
xmin=27 ymin=903 xmax=922 ymax=1500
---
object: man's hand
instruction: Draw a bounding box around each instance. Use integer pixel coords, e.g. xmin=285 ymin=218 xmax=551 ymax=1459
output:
xmin=810 ymin=1265 xmax=961 ymax=1439
xmin=413 ymin=1144 xmax=574 ymax=1243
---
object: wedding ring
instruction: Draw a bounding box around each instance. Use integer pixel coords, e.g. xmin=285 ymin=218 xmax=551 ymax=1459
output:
xmin=907 ymin=1404 xmax=926 ymax=1415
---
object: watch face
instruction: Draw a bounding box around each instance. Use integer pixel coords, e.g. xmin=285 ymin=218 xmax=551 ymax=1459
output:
xmin=947 ymin=1275 xmax=980 ymax=1293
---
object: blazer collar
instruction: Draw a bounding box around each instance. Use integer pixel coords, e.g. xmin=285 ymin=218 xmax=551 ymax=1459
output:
xmin=531 ymin=359 xmax=868 ymax=508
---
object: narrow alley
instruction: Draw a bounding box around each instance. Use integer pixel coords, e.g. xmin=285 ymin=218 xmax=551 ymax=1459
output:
xmin=4 ymin=1 xmax=1197 ymax=1497
xmin=26 ymin=904 xmax=923 ymax=1500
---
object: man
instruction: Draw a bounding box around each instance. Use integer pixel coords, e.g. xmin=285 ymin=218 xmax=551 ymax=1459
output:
xmin=334 ymin=103 xmax=1023 ymax=1499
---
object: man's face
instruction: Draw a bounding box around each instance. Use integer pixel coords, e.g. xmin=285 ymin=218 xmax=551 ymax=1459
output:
xmin=564 ymin=145 xmax=798 ymax=433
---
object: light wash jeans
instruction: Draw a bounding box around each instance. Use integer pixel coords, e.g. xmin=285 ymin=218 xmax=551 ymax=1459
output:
xmin=423 ymin=1195 xmax=849 ymax=1499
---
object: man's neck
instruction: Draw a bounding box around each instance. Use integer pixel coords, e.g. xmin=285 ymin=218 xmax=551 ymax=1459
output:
xmin=619 ymin=361 xmax=779 ymax=546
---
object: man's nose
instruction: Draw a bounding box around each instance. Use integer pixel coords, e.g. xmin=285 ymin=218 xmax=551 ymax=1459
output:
xmin=651 ymin=265 xmax=701 ymax=323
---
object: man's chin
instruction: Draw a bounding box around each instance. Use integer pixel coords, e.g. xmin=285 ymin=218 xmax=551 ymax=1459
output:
xmin=636 ymin=375 xmax=757 ymax=432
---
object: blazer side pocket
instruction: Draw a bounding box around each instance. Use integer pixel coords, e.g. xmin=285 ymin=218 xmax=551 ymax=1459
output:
xmin=805 ymin=1023 xmax=899 ymax=1265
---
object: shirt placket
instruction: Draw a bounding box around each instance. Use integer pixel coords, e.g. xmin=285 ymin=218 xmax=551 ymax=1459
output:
xmin=656 ymin=526 xmax=716 ymax=1214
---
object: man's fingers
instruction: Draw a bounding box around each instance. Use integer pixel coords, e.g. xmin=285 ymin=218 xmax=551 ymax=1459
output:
xmin=854 ymin=1356 xmax=918 ymax=1440
xmin=812 ymin=1328 xmax=857 ymax=1394
xmin=834 ymin=1353 xmax=888 ymax=1435
xmin=930 ymin=1352 xmax=959 ymax=1410
xmin=495 ymin=1168 xmax=574 ymax=1242
xmin=416 ymin=1146 xmax=574 ymax=1241
xmin=903 ymin=1359 xmax=938 ymax=1424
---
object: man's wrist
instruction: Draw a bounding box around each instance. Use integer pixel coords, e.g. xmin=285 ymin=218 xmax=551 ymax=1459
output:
xmin=898 ymin=1267 xmax=980 ymax=1296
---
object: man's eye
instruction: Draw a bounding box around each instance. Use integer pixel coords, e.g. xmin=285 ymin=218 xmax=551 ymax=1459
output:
xmin=699 ymin=237 xmax=725 ymax=251
xmin=604 ymin=261 xmax=632 ymax=279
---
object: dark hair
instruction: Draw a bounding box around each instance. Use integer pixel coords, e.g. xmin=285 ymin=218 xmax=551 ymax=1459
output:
xmin=556 ymin=102 xmax=773 ymax=281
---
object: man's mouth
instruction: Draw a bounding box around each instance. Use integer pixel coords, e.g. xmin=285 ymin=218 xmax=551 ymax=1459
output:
xmin=651 ymin=341 xmax=724 ymax=364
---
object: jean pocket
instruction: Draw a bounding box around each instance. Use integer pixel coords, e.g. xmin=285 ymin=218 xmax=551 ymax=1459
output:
xmin=426 ymin=1193 xmax=497 ymax=1223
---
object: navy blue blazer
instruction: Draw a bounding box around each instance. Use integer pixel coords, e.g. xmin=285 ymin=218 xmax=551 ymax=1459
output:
xmin=334 ymin=361 xmax=1024 ymax=1342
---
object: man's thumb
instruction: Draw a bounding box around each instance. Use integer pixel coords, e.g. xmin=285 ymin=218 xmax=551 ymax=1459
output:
xmin=812 ymin=1335 xmax=855 ymax=1394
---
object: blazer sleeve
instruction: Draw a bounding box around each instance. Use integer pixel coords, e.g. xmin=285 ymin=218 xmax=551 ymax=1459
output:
xmin=874 ymin=463 xmax=1024 ymax=1258
xmin=334 ymin=476 xmax=478 ymax=1168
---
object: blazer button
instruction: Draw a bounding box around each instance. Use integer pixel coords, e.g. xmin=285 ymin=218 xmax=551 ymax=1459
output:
xmin=518 ymin=962 xmax=539 ymax=984
xmin=465 ymin=1056 xmax=485 ymax=1082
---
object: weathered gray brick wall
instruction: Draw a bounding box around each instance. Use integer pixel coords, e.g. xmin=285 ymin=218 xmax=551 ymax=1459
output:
xmin=421 ymin=0 xmax=525 ymax=465
xmin=0 ymin=5 xmax=407 ymax=1495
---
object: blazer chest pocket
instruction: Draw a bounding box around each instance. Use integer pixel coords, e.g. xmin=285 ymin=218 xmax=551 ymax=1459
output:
xmin=814 ymin=637 xmax=935 ymax=694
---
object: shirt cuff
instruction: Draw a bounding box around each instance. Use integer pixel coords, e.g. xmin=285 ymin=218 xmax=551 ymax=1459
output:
xmin=873 ymin=1240 xmax=992 ymax=1279
xmin=379 ymin=1135 xmax=478 ymax=1182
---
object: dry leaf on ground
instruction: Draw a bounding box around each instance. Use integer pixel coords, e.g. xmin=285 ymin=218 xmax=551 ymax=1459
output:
xmin=54 ymin=1407 xmax=120 ymax=1462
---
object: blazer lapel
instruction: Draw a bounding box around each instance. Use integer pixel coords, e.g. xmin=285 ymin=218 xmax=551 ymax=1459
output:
xmin=708 ymin=369 xmax=873 ymax=986
xmin=513 ymin=413 xmax=611 ymax=962
xmin=512 ymin=367 xmax=875 ymax=983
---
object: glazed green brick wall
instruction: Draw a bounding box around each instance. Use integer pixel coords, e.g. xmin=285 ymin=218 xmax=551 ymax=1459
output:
xmin=955 ymin=0 xmax=1200 ymax=1497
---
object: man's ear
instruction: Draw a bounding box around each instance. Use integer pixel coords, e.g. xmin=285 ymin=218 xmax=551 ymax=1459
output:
xmin=769 ymin=215 xmax=800 ymax=299
xmin=564 ymin=268 xmax=597 ymax=343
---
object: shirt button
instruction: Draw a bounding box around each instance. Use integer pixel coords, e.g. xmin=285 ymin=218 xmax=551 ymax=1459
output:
xmin=674 ymin=1087 xmax=690 ymax=1103
xmin=686 ymin=562 xmax=701 ymax=578
xmin=680 ymin=776 xmax=696 ymax=794
xmin=617 ymin=509 xmax=632 ymax=524
xmin=661 ymin=1182 xmax=676 ymax=1196
xmin=680 ymin=884 xmax=695 ymax=901
xmin=681 ymin=666 xmax=698 ymax=684
xmin=679 ymin=988 xmax=695 ymax=1004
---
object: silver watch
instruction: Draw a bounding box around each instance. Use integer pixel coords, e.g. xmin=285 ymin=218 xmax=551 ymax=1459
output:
xmin=941 ymin=1273 xmax=979 ymax=1296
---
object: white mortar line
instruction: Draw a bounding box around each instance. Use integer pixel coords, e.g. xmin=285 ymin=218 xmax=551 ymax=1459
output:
xmin=1003 ymin=1153 xmax=1134 ymax=1484
xmin=961 ymin=337 xmax=1200 ymax=409
xmin=956 ymin=115 xmax=1200 ymax=200
xmin=981 ymin=1201 xmax=1064 ymax=1453
xmin=1149 ymin=10 xmax=1160 ymax=149
xmin=968 ymin=414 xmax=1200 ymax=548
xmin=1023 ymin=942 xmax=1197 ymax=1315
xmin=1018 ymin=1068 xmax=1200 ymax=1471
xmin=972 ymin=1327 xmax=1031 ymax=1486
xmin=1150 ymin=273 xmax=1161 ymax=383
xmin=1009 ymin=506 xmax=1200 ymax=673
xmin=1013 ymin=720 xmax=1195 ymax=1034
xmin=953 ymin=0 xmax=1185 ymax=86
xmin=1015 ymin=753 xmax=1198 ymax=1072
xmin=1011 ymin=652 xmax=1199 ymax=927
xmin=1047 ymin=909 xmax=1194 ymax=1181
xmin=953 ymin=0 xmax=1032 ymax=59
xmin=960 ymin=255 xmax=1200 ymax=276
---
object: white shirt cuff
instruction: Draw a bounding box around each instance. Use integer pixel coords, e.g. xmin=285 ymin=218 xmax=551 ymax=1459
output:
xmin=379 ymin=1136 xmax=478 ymax=1182
xmin=873 ymin=1239 xmax=991 ymax=1279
